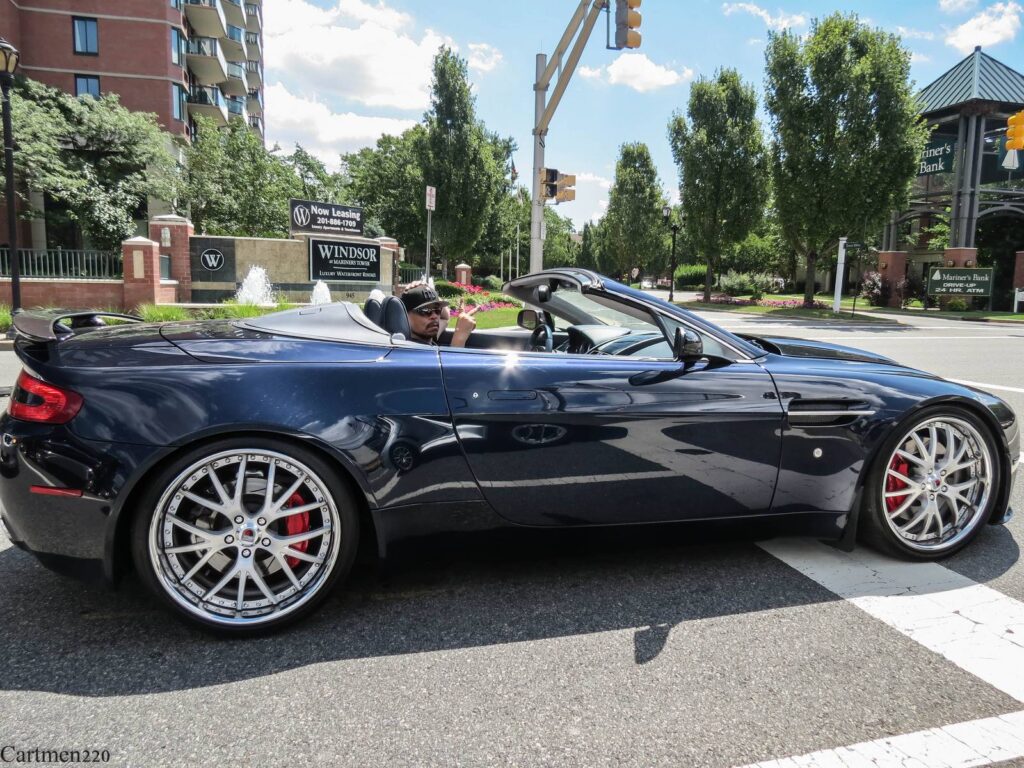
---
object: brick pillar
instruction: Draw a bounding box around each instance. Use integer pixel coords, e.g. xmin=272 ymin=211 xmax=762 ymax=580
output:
xmin=149 ymin=214 xmax=194 ymax=303
xmin=122 ymin=236 xmax=161 ymax=312
xmin=877 ymin=251 xmax=907 ymax=307
xmin=1013 ymin=251 xmax=1024 ymax=290
xmin=455 ymin=262 xmax=472 ymax=284
xmin=943 ymin=247 xmax=977 ymax=268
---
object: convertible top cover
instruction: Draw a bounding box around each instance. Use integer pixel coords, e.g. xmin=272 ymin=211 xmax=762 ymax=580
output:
xmin=239 ymin=302 xmax=390 ymax=344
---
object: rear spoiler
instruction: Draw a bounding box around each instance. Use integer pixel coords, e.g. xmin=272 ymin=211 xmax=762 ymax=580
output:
xmin=11 ymin=309 xmax=144 ymax=343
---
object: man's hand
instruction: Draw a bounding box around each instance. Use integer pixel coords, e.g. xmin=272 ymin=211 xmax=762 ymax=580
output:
xmin=451 ymin=304 xmax=478 ymax=348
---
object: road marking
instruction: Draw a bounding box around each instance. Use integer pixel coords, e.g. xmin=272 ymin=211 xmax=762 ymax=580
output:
xmin=949 ymin=378 xmax=1024 ymax=395
xmin=809 ymin=335 xmax=1017 ymax=341
xmin=758 ymin=540 xmax=1024 ymax=703
xmin=737 ymin=710 xmax=1024 ymax=768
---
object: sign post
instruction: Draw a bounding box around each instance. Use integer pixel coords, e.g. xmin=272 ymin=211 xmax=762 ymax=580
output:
xmin=425 ymin=185 xmax=436 ymax=282
xmin=832 ymin=237 xmax=847 ymax=313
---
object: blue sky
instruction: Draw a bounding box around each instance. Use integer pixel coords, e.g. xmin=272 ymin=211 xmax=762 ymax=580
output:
xmin=263 ymin=0 xmax=1024 ymax=228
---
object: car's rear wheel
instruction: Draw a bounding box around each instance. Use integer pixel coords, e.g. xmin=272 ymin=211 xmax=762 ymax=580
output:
xmin=863 ymin=407 xmax=1000 ymax=559
xmin=131 ymin=438 xmax=358 ymax=634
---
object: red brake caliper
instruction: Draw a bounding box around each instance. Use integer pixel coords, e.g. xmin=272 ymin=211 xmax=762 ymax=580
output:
xmin=283 ymin=491 xmax=310 ymax=568
xmin=885 ymin=457 xmax=911 ymax=513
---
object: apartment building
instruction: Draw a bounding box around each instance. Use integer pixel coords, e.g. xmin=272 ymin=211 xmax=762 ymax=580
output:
xmin=0 ymin=0 xmax=265 ymax=141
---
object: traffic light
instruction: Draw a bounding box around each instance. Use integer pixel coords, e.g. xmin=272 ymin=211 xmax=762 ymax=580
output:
xmin=615 ymin=0 xmax=642 ymax=49
xmin=1007 ymin=111 xmax=1024 ymax=152
xmin=540 ymin=169 xmax=576 ymax=204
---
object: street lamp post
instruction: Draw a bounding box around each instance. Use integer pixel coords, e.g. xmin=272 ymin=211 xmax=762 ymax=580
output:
xmin=0 ymin=37 xmax=21 ymax=317
xmin=663 ymin=204 xmax=680 ymax=304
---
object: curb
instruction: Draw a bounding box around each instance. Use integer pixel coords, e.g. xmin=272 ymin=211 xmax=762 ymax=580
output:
xmin=0 ymin=340 xmax=13 ymax=351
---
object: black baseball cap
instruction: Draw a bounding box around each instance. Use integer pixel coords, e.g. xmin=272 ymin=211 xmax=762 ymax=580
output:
xmin=401 ymin=285 xmax=446 ymax=313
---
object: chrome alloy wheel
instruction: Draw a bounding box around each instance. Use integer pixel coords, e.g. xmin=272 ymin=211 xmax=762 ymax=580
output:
xmin=881 ymin=417 xmax=993 ymax=553
xmin=148 ymin=449 xmax=342 ymax=627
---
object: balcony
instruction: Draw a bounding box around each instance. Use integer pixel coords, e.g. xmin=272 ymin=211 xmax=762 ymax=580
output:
xmin=245 ymin=3 xmax=262 ymax=32
xmin=222 ymin=61 xmax=248 ymax=96
xmin=185 ymin=37 xmax=228 ymax=86
xmin=246 ymin=88 xmax=262 ymax=115
xmin=248 ymin=114 xmax=263 ymax=137
xmin=246 ymin=59 xmax=263 ymax=88
xmin=222 ymin=24 xmax=245 ymax=59
xmin=222 ymin=0 xmax=245 ymax=26
xmin=188 ymin=85 xmax=228 ymax=126
xmin=184 ymin=0 xmax=226 ymax=39
xmin=226 ymin=95 xmax=248 ymax=123
xmin=245 ymin=31 xmax=261 ymax=59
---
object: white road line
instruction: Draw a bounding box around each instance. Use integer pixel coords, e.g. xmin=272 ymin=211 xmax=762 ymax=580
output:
xmin=737 ymin=710 xmax=1024 ymax=768
xmin=808 ymin=335 xmax=1017 ymax=341
xmin=758 ymin=540 xmax=1024 ymax=702
xmin=949 ymin=378 xmax=1024 ymax=395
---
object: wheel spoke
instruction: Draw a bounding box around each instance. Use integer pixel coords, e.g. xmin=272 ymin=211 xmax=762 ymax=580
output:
xmin=205 ymin=563 xmax=241 ymax=602
xmin=182 ymin=548 xmax=220 ymax=582
xmin=276 ymin=554 xmax=303 ymax=590
xmin=233 ymin=456 xmax=248 ymax=503
xmin=888 ymin=492 xmax=922 ymax=518
xmin=928 ymin=425 xmax=939 ymax=464
xmin=267 ymin=473 xmax=307 ymax=517
xmin=265 ymin=500 xmax=321 ymax=523
xmin=284 ymin=547 xmax=320 ymax=564
xmin=168 ymin=514 xmax=216 ymax=540
xmin=182 ymin=490 xmax=224 ymax=515
xmin=208 ymin=466 xmax=231 ymax=506
xmin=278 ymin=526 xmax=330 ymax=546
xmin=896 ymin=449 xmax=926 ymax=467
xmin=166 ymin=540 xmax=212 ymax=555
xmin=885 ymin=468 xmax=917 ymax=488
xmin=248 ymin=565 xmax=278 ymax=605
xmin=259 ymin=460 xmax=277 ymax=514
xmin=911 ymin=432 xmax=929 ymax=461
xmin=236 ymin=569 xmax=248 ymax=611
xmin=897 ymin=503 xmax=932 ymax=533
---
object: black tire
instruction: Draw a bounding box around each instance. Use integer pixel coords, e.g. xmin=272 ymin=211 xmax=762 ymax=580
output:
xmin=861 ymin=405 xmax=1001 ymax=560
xmin=131 ymin=437 xmax=360 ymax=636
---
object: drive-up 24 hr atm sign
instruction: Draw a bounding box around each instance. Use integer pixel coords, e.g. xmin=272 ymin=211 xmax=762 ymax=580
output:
xmin=927 ymin=267 xmax=993 ymax=296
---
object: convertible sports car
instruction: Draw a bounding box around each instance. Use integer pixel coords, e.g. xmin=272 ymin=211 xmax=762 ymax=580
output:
xmin=0 ymin=269 xmax=1017 ymax=633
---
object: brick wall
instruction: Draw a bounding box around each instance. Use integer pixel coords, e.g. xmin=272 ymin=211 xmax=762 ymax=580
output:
xmin=0 ymin=279 xmax=123 ymax=309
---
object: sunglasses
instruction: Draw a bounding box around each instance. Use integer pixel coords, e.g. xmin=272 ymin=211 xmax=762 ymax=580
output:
xmin=413 ymin=305 xmax=446 ymax=317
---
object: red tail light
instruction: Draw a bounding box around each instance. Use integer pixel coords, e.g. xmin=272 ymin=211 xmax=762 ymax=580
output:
xmin=8 ymin=371 xmax=83 ymax=424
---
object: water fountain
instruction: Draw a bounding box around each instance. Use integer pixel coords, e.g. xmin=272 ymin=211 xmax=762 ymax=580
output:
xmin=235 ymin=265 xmax=275 ymax=305
xmin=310 ymin=280 xmax=332 ymax=305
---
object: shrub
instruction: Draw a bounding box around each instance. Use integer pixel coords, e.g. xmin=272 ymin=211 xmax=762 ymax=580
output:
xmin=947 ymin=297 xmax=969 ymax=312
xmin=674 ymin=263 xmax=705 ymax=288
xmin=859 ymin=271 xmax=884 ymax=306
xmin=0 ymin=304 xmax=11 ymax=332
xmin=718 ymin=270 xmax=753 ymax=296
xmin=433 ymin=280 xmax=465 ymax=299
xmin=748 ymin=272 xmax=777 ymax=301
xmin=136 ymin=304 xmax=189 ymax=322
xmin=482 ymin=275 xmax=504 ymax=291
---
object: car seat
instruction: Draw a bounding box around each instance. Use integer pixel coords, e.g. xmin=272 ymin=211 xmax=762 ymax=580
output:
xmin=363 ymin=297 xmax=383 ymax=327
xmin=381 ymin=296 xmax=410 ymax=340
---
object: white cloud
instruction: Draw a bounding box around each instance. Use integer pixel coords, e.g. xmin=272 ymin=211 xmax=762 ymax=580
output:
xmin=721 ymin=2 xmax=807 ymax=29
xmin=945 ymin=1 xmax=1022 ymax=53
xmin=578 ymin=66 xmax=604 ymax=80
xmin=264 ymin=0 xmax=451 ymax=110
xmin=747 ymin=37 xmax=764 ymax=45
xmin=940 ymin=0 xmax=979 ymax=13
xmin=897 ymin=26 xmax=936 ymax=40
xmin=911 ymin=51 xmax=932 ymax=62
xmin=586 ymin=54 xmax=693 ymax=92
xmin=467 ymin=43 xmax=503 ymax=74
xmin=264 ymin=83 xmax=417 ymax=167
xmin=577 ymin=172 xmax=612 ymax=190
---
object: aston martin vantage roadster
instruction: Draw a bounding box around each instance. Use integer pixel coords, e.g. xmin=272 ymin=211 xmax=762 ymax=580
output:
xmin=0 ymin=269 xmax=1017 ymax=633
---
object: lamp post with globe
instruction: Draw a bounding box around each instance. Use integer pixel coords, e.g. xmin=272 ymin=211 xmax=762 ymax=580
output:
xmin=0 ymin=37 xmax=21 ymax=315
xmin=662 ymin=204 xmax=680 ymax=303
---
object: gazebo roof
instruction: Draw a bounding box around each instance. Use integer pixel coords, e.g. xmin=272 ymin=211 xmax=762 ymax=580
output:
xmin=917 ymin=46 xmax=1024 ymax=117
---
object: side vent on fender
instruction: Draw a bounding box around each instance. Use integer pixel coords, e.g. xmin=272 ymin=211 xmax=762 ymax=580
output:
xmin=786 ymin=400 xmax=875 ymax=427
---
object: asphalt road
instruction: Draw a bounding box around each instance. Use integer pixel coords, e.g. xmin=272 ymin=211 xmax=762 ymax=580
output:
xmin=1 ymin=313 xmax=1024 ymax=767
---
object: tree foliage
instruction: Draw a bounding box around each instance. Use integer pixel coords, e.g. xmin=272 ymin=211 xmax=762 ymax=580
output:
xmin=9 ymin=76 xmax=178 ymax=251
xmin=602 ymin=142 xmax=667 ymax=279
xmin=669 ymin=68 xmax=768 ymax=302
xmin=765 ymin=13 xmax=929 ymax=305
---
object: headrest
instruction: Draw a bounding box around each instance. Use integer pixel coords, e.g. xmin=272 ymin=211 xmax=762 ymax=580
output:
xmin=382 ymin=296 xmax=410 ymax=338
xmin=363 ymin=297 xmax=383 ymax=326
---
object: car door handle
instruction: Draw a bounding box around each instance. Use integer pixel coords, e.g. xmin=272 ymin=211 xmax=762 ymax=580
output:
xmin=488 ymin=390 xmax=538 ymax=401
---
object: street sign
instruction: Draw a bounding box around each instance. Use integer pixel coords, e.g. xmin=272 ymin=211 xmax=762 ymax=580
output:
xmin=289 ymin=198 xmax=363 ymax=236
xmin=927 ymin=267 xmax=993 ymax=296
xmin=425 ymin=186 xmax=436 ymax=211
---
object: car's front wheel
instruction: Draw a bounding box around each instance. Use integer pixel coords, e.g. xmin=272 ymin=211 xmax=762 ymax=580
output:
xmin=863 ymin=407 xmax=1000 ymax=559
xmin=131 ymin=438 xmax=359 ymax=634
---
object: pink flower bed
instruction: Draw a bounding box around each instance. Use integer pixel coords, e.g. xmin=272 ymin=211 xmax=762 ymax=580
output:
xmin=451 ymin=301 xmax=518 ymax=315
xmin=706 ymin=295 xmax=826 ymax=310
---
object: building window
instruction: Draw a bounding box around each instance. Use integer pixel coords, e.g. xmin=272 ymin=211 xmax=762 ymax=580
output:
xmin=172 ymin=83 xmax=188 ymax=122
xmin=73 ymin=17 xmax=98 ymax=55
xmin=171 ymin=28 xmax=186 ymax=66
xmin=74 ymin=75 xmax=101 ymax=98
xmin=170 ymin=0 xmax=182 ymax=9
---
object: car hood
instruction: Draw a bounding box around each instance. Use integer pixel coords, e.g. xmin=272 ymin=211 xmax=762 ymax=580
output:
xmin=740 ymin=334 xmax=900 ymax=366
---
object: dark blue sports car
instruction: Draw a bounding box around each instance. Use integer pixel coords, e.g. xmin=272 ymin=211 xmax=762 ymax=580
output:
xmin=0 ymin=269 xmax=1017 ymax=633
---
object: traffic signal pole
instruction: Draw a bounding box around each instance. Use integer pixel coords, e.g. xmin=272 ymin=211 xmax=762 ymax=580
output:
xmin=530 ymin=0 xmax=605 ymax=274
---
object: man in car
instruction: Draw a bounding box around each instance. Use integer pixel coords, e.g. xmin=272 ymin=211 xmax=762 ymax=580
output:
xmin=401 ymin=283 xmax=477 ymax=347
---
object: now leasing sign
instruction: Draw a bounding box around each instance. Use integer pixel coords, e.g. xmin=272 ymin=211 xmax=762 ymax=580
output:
xmin=918 ymin=138 xmax=956 ymax=176
xmin=927 ymin=267 xmax=993 ymax=296
xmin=309 ymin=238 xmax=381 ymax=282
xmin=290 ymin=198 xmax=363 ymax=236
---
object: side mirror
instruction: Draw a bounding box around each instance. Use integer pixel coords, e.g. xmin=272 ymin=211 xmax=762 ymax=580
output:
xmin=517 ymin=309 xmax=538 ymax=330
xmin=673 ymin=327 xmax=704 ymax=362
xmin=535 ymin=284 xmax=551 ymax=303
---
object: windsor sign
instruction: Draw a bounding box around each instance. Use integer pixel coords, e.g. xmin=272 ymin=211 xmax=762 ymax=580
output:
xmin=309 ymin=238 xmax=381 ymax=282
xmin=290 ymin=198 xmax=363 ymax=236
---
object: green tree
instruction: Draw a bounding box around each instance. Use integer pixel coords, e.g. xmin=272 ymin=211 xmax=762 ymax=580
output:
xmin=286 ymin=145 xmax=349 ymax=203
xmin=602 ymin=142 xmax=667 ymax=280
xmin=10 ymin=77 xmax=178 ymax=251
xmin=668 ymin=68 xmax=768 ymax=303
xmin=542 ymin=207 xmax=578 ymax=268
xmin=421 ymin=47 xmax=506 ymax=277
xmin=765 ymin=13 xmax=929 ymax=306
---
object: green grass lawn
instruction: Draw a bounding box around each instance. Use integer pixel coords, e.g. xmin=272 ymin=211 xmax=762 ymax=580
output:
xmin=676 ymin=297 xmax=894 ymax=323
xmin=864 ymin=305 xmax=1024 ymax=323
xmin=470 ymin=307 xmax=521 ymax=330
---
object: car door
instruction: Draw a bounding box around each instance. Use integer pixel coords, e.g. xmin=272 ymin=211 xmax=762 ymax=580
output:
xmin=439 ymin=345 xmax=784 ymax=526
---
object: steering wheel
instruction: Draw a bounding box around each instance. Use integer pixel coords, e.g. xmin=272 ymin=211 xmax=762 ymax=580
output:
xmin=529 ymin=322 xmax=554 ymax=352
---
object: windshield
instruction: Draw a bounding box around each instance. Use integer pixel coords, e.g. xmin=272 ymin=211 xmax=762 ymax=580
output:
xmin=550 ymin=287 xmax=660 ymax=332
